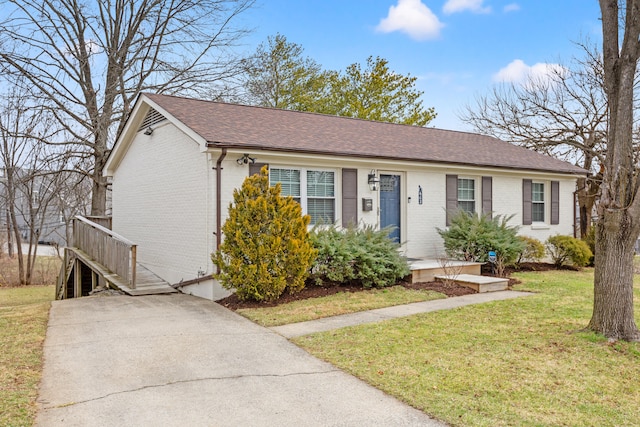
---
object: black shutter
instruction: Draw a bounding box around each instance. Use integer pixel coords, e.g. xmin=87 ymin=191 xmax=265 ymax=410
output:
xmin=523 ymin=179 xmax=532 ymax=225
xmin=551 ymin=180 xmax=560 ymax=225
xmin=249 ymin=163 xmax=267 ymax=176
xmin=342 ymin=169 xmax=358 ymax=227
xmin=482 ymin=176 xmax=492 ymax=218
xmin=446 ymin=175 xmax=458 ymax=226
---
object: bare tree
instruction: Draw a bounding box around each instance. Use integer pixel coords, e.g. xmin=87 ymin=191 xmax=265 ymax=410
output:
xmin=0 ymin=88 xmax=68 ymax=285
xmin=461 ymin=43 xmax=608 ymax=237
xmin=588 ymin=0 xmax=640 ymax=341
xmin=52 ymin=170 xmax=93 ymax=247
xmin=0 ymin=0 xmax=254 ymax=215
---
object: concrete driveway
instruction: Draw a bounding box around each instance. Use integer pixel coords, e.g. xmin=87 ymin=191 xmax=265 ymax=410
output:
xmin=36 ymin=294 xmax=444 ymax=427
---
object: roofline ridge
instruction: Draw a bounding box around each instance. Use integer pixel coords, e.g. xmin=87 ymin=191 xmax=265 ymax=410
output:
xmin=141 ymin=92 xmax=475 ymax=133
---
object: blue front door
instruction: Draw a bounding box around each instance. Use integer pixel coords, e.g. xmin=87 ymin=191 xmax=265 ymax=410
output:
xmin=380 ymin=174 xmax=401 ymax=242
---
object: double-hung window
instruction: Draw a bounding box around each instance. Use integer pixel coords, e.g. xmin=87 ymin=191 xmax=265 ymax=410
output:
xmin=270 ymin=168 xmax=301 ymax=203
xmin=270 ymin=168 xmax=335 ymax=225
xmin=457 ymin=178 xmax=475 ymax=214
xmin=532 ymin=182 xmax=545 ymax=222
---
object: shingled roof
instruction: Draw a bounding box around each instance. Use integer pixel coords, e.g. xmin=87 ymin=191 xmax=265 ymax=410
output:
xmin=143 ymin=93 xmax=587 ymax=175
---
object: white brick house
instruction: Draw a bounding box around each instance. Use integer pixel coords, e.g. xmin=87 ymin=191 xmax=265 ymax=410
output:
xmin=104 ymin=93 xmax=587 ymax=300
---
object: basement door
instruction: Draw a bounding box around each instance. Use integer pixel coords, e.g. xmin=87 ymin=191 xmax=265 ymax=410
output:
xmin=380 ymin=174 xmax=401 ymax=242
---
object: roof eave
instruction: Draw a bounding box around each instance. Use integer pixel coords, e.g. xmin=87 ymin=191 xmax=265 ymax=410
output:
xmin=205 ymin=141 xmax=589 ymax=177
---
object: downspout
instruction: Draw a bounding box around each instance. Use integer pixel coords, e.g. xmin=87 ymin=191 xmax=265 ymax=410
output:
xmin=573 ymin=188 xmax=578 ymax=238
xmin=215 ymin=148 xmax=227 ymax=274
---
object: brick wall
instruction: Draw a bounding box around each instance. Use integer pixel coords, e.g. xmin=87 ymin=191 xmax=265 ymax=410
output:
xmin=111 ymin=122 xmax=212 ymax=286
xmin=111 ymin=124 xmax=580 ymax=299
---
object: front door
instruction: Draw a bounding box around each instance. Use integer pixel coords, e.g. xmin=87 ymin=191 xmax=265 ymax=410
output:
xmin=380 ymin=174 xmax=401 ymax=242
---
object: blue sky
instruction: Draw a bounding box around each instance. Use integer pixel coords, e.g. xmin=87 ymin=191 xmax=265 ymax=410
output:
xmin=238 ymin=0 xmax=603 ymax=130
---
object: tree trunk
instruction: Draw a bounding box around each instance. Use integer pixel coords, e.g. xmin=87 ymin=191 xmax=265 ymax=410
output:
xmin=589 ymin=0 xmax=640 ymax=341
xmin=589 ymin=210 xmax=639 ymax=340
xmin=8 ymin=200 xmax=25 ymax=284
xmin=91 ymin=175 xmax=108 ymax=216
xmin=5 ymin=209 xmax=13 ymax=257
xmin=90 ymin=138 xmax=109 ymax=216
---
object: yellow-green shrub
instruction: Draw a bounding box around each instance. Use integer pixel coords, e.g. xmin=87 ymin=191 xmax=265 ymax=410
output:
xmin=546 ymin=235 xmax=592 ymax=268
xmin=213 ymin=166 xmax=317 ymax=302
xmin=517 ymin=236 xmax=546 ymax=263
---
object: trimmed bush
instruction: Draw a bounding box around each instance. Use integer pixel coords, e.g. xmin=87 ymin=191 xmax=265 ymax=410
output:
xmin=546 ymin=235 xmax=593 ymax=268
xmin=309 ymin=224 xmax=410 ymax=288
xmin=213 ymin=166 xmax=317 ymax=302
xmin=437 ymin=211 xmax=525 ymax=276
xmin=517 ymin=236 xmax=546 ymax=264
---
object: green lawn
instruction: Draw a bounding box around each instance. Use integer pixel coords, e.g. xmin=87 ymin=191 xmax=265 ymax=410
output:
xmin=0 ymin=285 xmax=54 ymax=427
xmin=237 ymin=285 xmax=446 ymax=326
xmin=294 ymin=269 xmax=640 ymax=427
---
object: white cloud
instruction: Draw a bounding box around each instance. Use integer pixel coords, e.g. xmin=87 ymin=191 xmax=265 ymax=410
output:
xmin=493 ymin=59 xmax=567 ymax=86
xmin=443 ymin=0 xmax=491 ymax=15
xmin=376 ymin=0 xmax=444 ymax=41
xmin=503 ymin=3 xmax=520 ymax=13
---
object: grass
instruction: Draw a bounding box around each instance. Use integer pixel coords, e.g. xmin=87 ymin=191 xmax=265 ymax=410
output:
xmin=237 ymin=285 xmax=446 ymax=326
xmin=0 ymin=285 xmax=54 ymax=427
xmin=0 ymin=255 xmax=61 ymax=287
xmin=294 ymin=269 xmax=640 ymax=427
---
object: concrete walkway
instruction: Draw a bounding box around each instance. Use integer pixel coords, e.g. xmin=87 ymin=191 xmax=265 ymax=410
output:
xmin=271 ymin=290 xmax=533 ymax=338
xmin=36 ymin=294 xmax=446 ymax=427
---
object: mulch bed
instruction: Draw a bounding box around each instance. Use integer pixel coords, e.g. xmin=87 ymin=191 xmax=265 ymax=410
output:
xmin=216 ymin=280 xmax=476 ymax=311
xmin=216 ymin=263 xmax=564 ymax=311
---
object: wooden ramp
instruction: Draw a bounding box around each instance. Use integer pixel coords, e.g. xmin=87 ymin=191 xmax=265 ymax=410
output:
xmin=58 ymin=247 xmax=176 ymax=298
xmin=56 ymin=216 xmax=177 ymax=299
xmin=114 ymin=262 xmax=177 ymax=296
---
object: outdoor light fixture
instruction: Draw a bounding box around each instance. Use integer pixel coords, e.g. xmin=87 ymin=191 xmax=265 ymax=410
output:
xmin=236 ymin=153 xmax=256 ymax=165
xmin=368 ymin=170 xmax=380 ymax=191
xmin=144 ymin=126 xmax=154 ymax=135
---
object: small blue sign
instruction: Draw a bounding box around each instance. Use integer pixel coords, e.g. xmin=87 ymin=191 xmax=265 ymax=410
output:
xmin=488 ymin=251 xmax=497 ymax=263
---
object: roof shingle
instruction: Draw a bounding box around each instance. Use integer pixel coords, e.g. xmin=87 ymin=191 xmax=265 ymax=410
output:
xmin=143 ymin=93 xmax=587 ymax=175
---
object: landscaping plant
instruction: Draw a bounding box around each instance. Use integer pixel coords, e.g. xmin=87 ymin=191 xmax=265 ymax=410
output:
xmin=546 ymin=234 xmax=593 ymax=268
xmin=517 ymin=235 xmax=546 ymax=264
xmin=213 ymin=166 xmax=317 ymax=302
xmin=309 ymin=224 xmax=409 ymax=288
xmin=437 ymin=211 xmax=524 ymax=276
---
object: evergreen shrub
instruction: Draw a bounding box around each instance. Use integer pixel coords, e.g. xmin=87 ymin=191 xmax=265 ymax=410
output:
xmin=309 ymin=224 xmax=410 ymax=288
xmin=517 ymin=236 xmax=546 ymax=264
xmin=437 ymin=211 xmax=525 ymax=276
xmin=213 ymin=167 xmax=317 ymax=302
xmin=545 ymin=235 xmax=593 ymax=268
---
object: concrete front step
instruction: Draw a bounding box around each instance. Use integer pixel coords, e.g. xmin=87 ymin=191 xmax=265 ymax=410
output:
xmin=409 ymin=260 xmax=483 ymax=283
xmin=435 ymin=273 xmax=509 ymax=293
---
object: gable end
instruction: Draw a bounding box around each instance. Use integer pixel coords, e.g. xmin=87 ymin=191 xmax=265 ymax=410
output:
xmin=138 ymin=107 xmax=167 ymax=132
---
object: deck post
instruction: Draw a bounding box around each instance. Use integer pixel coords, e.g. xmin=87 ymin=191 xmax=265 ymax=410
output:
xmin=74 ymin=259 xmax=81 ymax=298
xmin=130 ymin=245 xmax=137 ymax=289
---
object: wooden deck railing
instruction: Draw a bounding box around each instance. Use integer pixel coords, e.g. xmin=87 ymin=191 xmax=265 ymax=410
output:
xmin=72 ymin=216 xmax=137 ymax=289
xmin=85 ymin=215 xmax=113 ymax=230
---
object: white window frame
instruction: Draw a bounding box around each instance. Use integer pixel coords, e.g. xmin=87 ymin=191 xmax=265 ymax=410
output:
xmin=532 ymin=181 xmax=546 ymax=223
xmin=457 ymin=177 xmax=476 ymax=214
xmin=269 ymin=166 xmax=336 ymax=225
